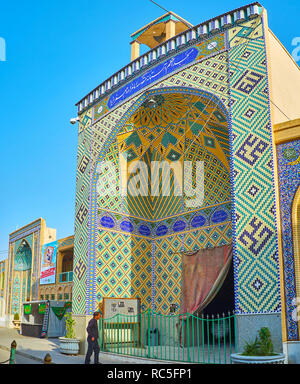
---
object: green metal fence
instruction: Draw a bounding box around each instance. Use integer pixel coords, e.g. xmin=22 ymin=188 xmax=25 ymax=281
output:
xmin=98 ymin=309 xmax=236 ymax=364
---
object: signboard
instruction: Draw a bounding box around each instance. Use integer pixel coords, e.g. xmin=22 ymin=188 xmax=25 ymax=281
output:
xmin=40 ymin=241 xmax=57 ymax=285
xmin=102 ymin=297 xmax=140 ymax=323
xmin=107 ymin=47 xmax=198 ymax=109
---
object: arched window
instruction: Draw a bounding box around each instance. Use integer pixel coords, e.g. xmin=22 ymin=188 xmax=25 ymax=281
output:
xmin=12 ymin=240 xmax=32 ymax=313
xmin=62 ymin=253 xmax=73 ymax=273
xmin=14 ymin=240 xmax=32 ymax=271
xmin=59 ymin=252 xmax=73 ymax=283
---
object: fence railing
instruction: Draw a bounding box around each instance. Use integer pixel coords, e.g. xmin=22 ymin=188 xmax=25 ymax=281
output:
xmin=98 ymin=309 xmax=236 ymax=364
xmin=0 ymin=340 xmax=16 ymax=364
xmin=76 ymin=4 xmax=262 ymax=113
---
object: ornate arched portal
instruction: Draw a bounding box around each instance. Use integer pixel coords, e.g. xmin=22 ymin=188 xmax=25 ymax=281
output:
xmin=73 ymin=7 xmax=282 ymax=353
xmin=11 ymin=240 xmax=32 ymax=314
xmin=92 ymin=88 xmax=233 ymax=314
xmin=292 ymin=186 xmax=300 ymax=335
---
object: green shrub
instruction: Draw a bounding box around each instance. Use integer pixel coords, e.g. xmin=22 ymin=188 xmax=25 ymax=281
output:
xmin=242 ymin=337 xmax=261 ymax=356
xmin=242 ymin=327 xmax=275 ymax=356
xmin=64 ymin=312 xmax=76 ymax=339
xmin=13 ymin=313 xmax=19 ymax=321
xmin=258 ymin=327 xmax=274 ymax=356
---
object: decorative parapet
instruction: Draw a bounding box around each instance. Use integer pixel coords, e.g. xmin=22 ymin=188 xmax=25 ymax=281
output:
xmin=76 ymin=2 xmax=262 ymax=114
xmin=9 ymin=219 xmax=42 ymax=244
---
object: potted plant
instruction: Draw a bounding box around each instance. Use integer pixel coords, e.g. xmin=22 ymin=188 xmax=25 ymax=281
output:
xmin=59 ymin=312 xmax=80 ymax=355
xmin=12 ymin=313 xmax=21 ymax=329
xmin=231 ymin=327 xmax=285 ymax=364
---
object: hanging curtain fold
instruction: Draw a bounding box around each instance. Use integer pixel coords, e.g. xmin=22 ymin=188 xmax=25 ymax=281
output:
xmin=51 ymin=302 xmax=72 ymax=320
xmin=180 ymin=243 xmax=233 ymax=317
xmin=51 ymin=306 xmax=66 ymax=320
xmin=178 ymin=243 xmax=233 ymax=346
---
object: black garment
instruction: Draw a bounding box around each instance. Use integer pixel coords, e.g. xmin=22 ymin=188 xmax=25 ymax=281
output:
xmin=86 ymin=318 xmax=99 ymax=341
xmin=85 ymin=317 xmax=100 ymax=364
xmin=85 ymin=339 xmax=100 ymax=364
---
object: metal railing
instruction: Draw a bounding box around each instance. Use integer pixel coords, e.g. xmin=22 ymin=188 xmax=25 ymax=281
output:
xmin=59 ymin=271 xmax=73 ymax=283
xmin=0 ymin=340 xmax=16 ymax=364
xmin=76 ymin=4 xmax=262 ymax=113
xmin=98 ymin=309 xmax=236 ymax=364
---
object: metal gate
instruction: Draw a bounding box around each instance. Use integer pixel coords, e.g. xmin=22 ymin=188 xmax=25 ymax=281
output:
xmin=98 ymin=309 xmax=236 ymax=364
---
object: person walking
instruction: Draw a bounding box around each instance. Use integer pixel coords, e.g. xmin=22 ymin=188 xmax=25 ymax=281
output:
xmin=85 ymin=311 xmax=101 ymax=364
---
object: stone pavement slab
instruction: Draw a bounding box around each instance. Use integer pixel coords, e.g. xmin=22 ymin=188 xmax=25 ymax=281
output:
xmin=0 ymin=327 xmax=172 ymax=364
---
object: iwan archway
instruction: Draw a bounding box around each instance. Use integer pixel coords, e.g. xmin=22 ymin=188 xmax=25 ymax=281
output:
xmin=91 ymin=87 xmax=233 ymax=318
xmin=11 ymin=240 xmax=32 ymax=315
xmin=83 ymin=80 xmax=281 ymax=350
xmin=73 ymin=7 xmax=282 ymax=352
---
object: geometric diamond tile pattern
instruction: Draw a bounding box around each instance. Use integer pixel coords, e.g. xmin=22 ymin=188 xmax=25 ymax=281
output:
xmin=154 ymin=223 xmax=232 ymax=314
xmin=228 ymin=32 xmax=280 ymax=314
xmin=73 ymin=126 xmax=92 ymax=314
xmin=73 ymin=14 xmax=281 ymax=318
xmin=154 ymin=235 xmax=183 ymax=314
xmin=96 ymin=230 xmax=152 ymax=311
xmin=277 ymin=140 xmax=300 ymax=340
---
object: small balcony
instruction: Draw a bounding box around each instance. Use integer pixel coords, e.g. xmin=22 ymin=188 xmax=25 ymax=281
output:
xmin=59 ymin=271 xmax=73 ymax=283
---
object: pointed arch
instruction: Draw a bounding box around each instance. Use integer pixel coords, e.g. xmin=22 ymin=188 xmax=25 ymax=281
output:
xmin=292 ymin=186 xmax=300 ymax=335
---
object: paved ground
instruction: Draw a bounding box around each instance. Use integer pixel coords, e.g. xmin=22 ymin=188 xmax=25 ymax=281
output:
xmin=0 ymin=347 xmax=41 ymax=364
xmin=0 ymin=327 xmax=172 ymax=364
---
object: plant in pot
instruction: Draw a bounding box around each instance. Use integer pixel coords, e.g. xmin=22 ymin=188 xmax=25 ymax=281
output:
xmin=12 ymin=313 xmax=21 ymax=329
xmin=59 ymin=312 xmax=80 ymax=355
xmin=231 ymin=327 xmax=285 ymax=364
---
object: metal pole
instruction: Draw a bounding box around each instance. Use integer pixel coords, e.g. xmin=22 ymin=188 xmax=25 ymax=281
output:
xmin=234 ymin=311 xmax=237 ymax=353
xmin=9 ymin=340 xmax=16 ymax=364
xmin=223 ymin=313 xmax=226 ymax=364
xmin=44 ymin=353 xmax=52 ymax=364
xmin=201 ymin=315 xmax=205 ymax=363
xmin=217 ymin=314 xmax=221 ymax=363
xmin=212 ymin=314 xmax=215 ymax=364
xmin=147 ymin=308 xmax=151 ymax=358
xmin=207 ymin=314 xmax=210 ymax=364
xmin=228 ymin=311 xmax=232 ymax=358
xmin=117 ymin=315 xmax=119 ymax=355
xmin=187 ymin=313 xmax=190 ymax=362
xmin=192 ymin=314 xmax=195 ymax=363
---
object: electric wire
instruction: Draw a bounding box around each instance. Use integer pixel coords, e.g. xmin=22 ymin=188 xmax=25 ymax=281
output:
xmin=149 ymin=0 xmax=170 ymax=14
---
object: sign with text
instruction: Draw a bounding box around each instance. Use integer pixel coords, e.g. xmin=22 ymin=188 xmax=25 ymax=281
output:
xmin=107 ymin=47 xmax=198 ymax=109
xmin=40 ymin=241 xmax=57 ymax=285
xmin=103 ymin=297 xmax=140 ymax=323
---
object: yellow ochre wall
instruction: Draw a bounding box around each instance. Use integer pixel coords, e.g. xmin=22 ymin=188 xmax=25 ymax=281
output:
xmin=264 ymin=6 xmax=300 ymax=343
xmin=268 ymin=29 xmax=300 ymax=125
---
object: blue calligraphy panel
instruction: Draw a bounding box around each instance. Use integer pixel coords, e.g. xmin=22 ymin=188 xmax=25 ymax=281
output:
xmin=191 ymin=215 xmax=206 ymax=228
xmin=100 ymin=216 xmax=115 ymax=228
xmin=173 ymin=220 xmax=186 ymax=232
xmin=211 ymin=210 xmax=228 ymax=224
xmin=138 ymin=225 xmax=151 ymax=236
xmin=120 ymin=220 xmax=134 ymax=233
xmin=108 ymin=48 xmax=198 ymax=109
xmin=156 ymin=225 xmax=168 ymax=237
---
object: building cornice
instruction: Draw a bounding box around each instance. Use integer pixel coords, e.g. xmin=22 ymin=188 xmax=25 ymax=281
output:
xmin=75 ymin=2 xmax=262 ymax=115
xmin=274 ymin=119 xmax=300 ymax=144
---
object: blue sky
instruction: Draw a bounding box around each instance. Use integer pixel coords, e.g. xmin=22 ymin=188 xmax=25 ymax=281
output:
xmin=0 ymin=0 xmax=299 ymax=258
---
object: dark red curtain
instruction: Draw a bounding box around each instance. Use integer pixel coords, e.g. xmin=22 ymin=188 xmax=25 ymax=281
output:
xmin=180 ymin=244 xmax=233 ymax=315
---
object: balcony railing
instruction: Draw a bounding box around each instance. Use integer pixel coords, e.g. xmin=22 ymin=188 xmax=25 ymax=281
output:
xmin=59 ymin=271 xmax=73 ymax=283
xmin=76 ymin=2 xmax=262 ymax=114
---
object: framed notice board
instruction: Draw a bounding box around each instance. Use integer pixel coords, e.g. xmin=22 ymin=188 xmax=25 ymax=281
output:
xmin=100 ymin=297 xmax=141 ymax=347
xmin=102 ymin=297 xmax=140 ymax=321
